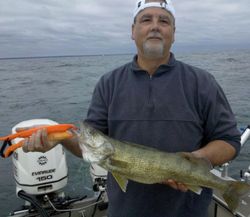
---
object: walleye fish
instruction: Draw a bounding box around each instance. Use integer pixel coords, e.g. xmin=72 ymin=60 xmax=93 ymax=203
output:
xmin=77 ymin=122 xmax=250 ymax=213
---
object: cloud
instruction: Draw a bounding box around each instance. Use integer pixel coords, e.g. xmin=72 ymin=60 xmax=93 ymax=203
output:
xmin=0 ymin=0 xmax=136 ymax=57
xmin=174 ymin=0 xmax=250 ymax=49
xmin=0 ymin=0 xmax=250 ymax=58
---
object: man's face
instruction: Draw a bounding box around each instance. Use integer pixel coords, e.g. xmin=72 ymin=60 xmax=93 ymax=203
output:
xmin=132 ymin=7 xmax=175 ymax=59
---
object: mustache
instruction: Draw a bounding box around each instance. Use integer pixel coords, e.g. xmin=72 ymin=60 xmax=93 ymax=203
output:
xmin=147 ymin=32 xmax=163 ymax=40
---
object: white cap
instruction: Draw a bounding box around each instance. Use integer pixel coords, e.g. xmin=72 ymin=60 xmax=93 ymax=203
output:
xmin=133 ymin=0 xmax=176 ymax=19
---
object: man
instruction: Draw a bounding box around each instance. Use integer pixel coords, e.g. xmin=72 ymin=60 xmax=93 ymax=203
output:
xmin=22 ymin=0 xmax=241 ymax=216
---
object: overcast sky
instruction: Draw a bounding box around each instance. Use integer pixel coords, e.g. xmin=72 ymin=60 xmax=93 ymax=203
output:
xmin=0 ymin=0 xmax=250 ymax=58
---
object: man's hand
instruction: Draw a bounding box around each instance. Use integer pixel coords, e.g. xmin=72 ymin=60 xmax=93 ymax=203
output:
xmin=162 ymin=179 xmax=188 ymax=192
xmin=15 ymin=125 xmax=83 ymax=158
xmin=16 ymin=126 xmax=59 ymax=153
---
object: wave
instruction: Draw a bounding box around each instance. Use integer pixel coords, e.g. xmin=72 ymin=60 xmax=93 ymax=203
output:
xmin=225 ymin=57 xmax=238 ymax=62
xmin=56 ymin=63 xmax=75 ymax=68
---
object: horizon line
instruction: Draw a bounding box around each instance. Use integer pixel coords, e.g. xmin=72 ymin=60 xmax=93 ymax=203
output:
xmin=0 ymin=52 xmax=134 ymax=61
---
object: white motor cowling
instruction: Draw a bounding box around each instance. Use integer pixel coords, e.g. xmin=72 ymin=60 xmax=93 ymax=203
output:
xmin=12 ymin=119 xmax=68 ymax=195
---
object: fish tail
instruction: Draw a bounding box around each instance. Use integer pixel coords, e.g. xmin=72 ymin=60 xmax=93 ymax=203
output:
xmin=222 ymin=181 xmax=250 ymax=213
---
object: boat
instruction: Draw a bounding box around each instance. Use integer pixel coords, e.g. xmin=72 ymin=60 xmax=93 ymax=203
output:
xmin=3 ymin=119 xmax=250 ymax=217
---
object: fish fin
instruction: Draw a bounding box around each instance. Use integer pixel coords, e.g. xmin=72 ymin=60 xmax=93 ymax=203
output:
xmin=179 ymin=152 xmax=213 ymax=171
xmin=112 ymin=172 xmax=128 ymax=193
xmin=186 ymin=185 xmax=203 ymax=195
xmin=110 ymin=159 xmax=128 ymax=168
xmin=222 ymin=181 xmax=250 ymax=213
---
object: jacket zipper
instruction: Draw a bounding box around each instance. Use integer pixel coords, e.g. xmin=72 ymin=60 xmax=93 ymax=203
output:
xmin=148 ymin=75 xmax=154 ymax=110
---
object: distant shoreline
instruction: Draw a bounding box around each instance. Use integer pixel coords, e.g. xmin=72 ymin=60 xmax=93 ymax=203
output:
xmin=0 ymin=53 xmax=133 ymax=61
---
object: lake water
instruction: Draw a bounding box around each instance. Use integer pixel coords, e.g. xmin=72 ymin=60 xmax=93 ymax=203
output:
xmin=0 ymin=50 xmax=250 ymax=215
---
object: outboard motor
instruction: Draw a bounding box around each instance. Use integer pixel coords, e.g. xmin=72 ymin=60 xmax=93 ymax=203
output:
xmin=12 ymin=119 xmax=68 ymax=196
xmin=90 ymin=164 xmax=108 ymax=212
xmin=90 ymin=164 xmax=107 ymax=193
xmin=7 ymin=119 xmax=108 ymax=217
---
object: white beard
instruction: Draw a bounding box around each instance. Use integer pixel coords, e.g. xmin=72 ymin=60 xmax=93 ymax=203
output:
xmin=142 ymin=40 xmax=164 ymax=59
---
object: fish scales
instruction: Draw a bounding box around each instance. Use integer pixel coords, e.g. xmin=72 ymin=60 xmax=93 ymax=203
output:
xmin=105 ymin=139 xmax=226 ymax=190
xmin=108 ymin=140 xmax=182 ymax=183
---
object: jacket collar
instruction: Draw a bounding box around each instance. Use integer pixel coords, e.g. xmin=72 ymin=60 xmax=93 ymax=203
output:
xmin=131 ymin=52 xmax=176 ymax=75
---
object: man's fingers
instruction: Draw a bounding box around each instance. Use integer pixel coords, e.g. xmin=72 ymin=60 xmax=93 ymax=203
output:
xmin=34 ymin=129 xmax=44 ymax=151
xmin=177 ymin=183 xmax=188 ymax=192
xmin=22 ymin=139 xmax=30 ymax=153
xmin=21 ymin=128 xmax=57 ymax=153
xmin=41 ymin=128 xmax=48 ymax=145
xmin=21 ymin=130 xmax=44 ymax=153
xmin=163 ymin=179 xmax=188 ymax=192
xmin=166 ymin=179 xmax=178 ymax=190
xmin=22 ymin=135 xmax=35 ymax=152
xmin=40 ymin=129 xmax=52 ymax=152
xmin=29 ymin=133 xmax=36 ymax=152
